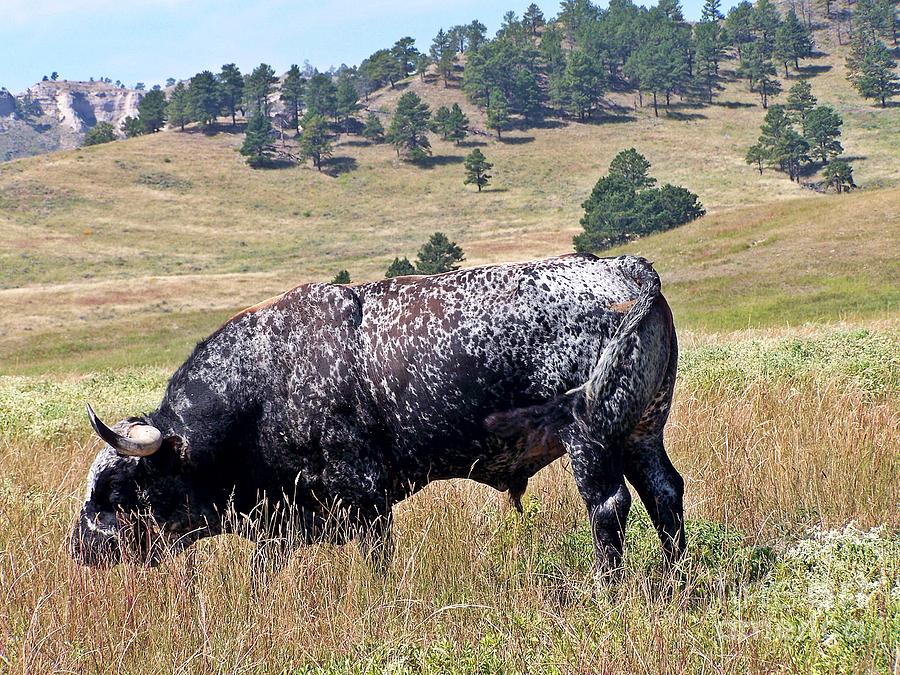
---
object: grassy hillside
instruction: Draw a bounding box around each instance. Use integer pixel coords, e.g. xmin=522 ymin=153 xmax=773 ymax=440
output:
xmin=1 ymin=40 xmax=898 ymax=374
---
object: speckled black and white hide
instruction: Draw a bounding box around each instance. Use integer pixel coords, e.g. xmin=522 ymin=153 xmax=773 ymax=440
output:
xmin=72 ymin=253 xmax=684 ymax=577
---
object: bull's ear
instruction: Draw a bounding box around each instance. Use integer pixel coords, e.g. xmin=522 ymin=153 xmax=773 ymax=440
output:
xmin=160 ymin=434 xmax=188 ymax=459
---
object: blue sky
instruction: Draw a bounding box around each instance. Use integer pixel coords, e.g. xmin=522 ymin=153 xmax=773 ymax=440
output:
xmin=1 ymin=0 xmax=737 ymax=93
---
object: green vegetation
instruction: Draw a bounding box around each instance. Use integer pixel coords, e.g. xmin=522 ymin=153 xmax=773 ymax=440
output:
xmin=331 ymin=270 xmax=351 ymax=284
xmin=575 ymin=149 xmax=704 ymax=251
xmin=82 ymin=122 xmax=116 ymax=146
xmin=387 ymin=91 xmax=432 ymax=161
xmin=414 ymin=232 xmax=465 ymax=274
xmin=240 ymin=111 xmax=276 ymax=167
xmin=299 ymin=114 xmax=333 ymax=170
xmin=463 ymin=148 xmax=492 ymax=192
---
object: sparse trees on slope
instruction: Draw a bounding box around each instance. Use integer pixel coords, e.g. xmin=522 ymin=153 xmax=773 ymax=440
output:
xmin=335 ymin=73 xmax=360 ymax=128
xmin=609 ymin=147 xmax=656 ymax=189
xmin=306 ymin=73 xmax=338 ymax=119
xmin=415 ymin=232 xmax=465 ymax=274
xmin=446 ymin=103 xmax=469 ymax=144
xmin=391 ymin=37 xmax=420 ymax=78
xmin=219 ymin=64 xmax=244 ymax=126
xmin=431 ymin=29 xmax=454 ymax=86
xmin=695 ymin=21 xmax=725 ymax=103
xmin=387 ymin=91 xmax=432 ymax=161
xmin=745 ymin=143 xmax=766 ymax=173
xmin=240 ymin=111 xmax=275 ymax=167
xmin=523 ymin=4 xmax=546 ymax=34
xmin=281 ymin=65 xmax=306 ymax=131
xmin=701 ymin=0 xmax=724 ymax=23
xmin=725 ymin=0 xmax=755 ymax=60
xmin=773 ymin=9 xmax=813 ymax=76
xmin=299 ymin=114 xmax=333 ymax=171
xmin=121 ymin=116 xmax=144 ymax=138
xmin=463 ymin=149 xmax=493 ymax=191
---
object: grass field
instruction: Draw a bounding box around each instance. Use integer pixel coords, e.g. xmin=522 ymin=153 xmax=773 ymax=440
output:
xmin=1 ymin=17 xmax=899 ymax=673
xmin=1 ymin=327 xmax=897 ymax=672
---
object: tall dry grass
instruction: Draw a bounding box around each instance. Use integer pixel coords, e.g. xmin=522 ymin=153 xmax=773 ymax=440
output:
xmin=1 ymin=338 xmax=897 ymax=672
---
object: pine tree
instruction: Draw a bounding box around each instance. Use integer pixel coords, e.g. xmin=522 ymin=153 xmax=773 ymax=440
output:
xmin=415 ymin=233 xmax=465 ymax=274
xmin=803 ymin=105 xmax=843 ymax=163
xmin=385 ymin=257 xmax=416 ymax=278
xmin=694 ymin=21 xmax=724 ymax=103
xmin=725 ymin=1 xmax=755 ymax=60
xmin=463 ymin=149 xmax=493 ymax=191
xmin=218 ymin=64 xmax=244 ymax=126
xmin=245 ymin=63 xmax=276 ymax=116
xmin=306 ymin=73 xmax=338 ymax=118
xmin=609 ymin=148 xmax=656 ymax=189
xmin=431 ymin=29 xmax=454 ymax=86
xmin=281 ymin=65 xmax=305 ymax=131
xmin=486 ymin=90 xmax=510 ymax=139
xmin=774 ymin=9 xmax=813 ymax=76
xmin=701 ymin=0 xmax=724 ymax=22
xmin=335 ymin=74 xmax=360 ymax=127
xmin=745 ymin=143 xmax=766 ymax=174
xmin=852 ymin=41 xmax=900 ymax=107
xmin=785 ymin=80 xmax=817 ymax=122
xmin=121 ymin=116 xmax=144 ymax=138
xmin=362 ymin=112 xmax=385 ymax=143
xmin=188 ymin=70 xmax=221 ymax=127
xmin=387 ymin=91 xmax=432 ymax=161
xmin=391 ymin=37 xmax=420 ymax=77
xmin=299 ymin=114 xmax=333 ymax=171
xmin=137 ymin=88 xmax=167 ymax=132
xmin=331 ymin=270 xmax=351 ymax=284
xmin=432 ymin=106 xmax=452 ymax=140
xmin=240 ymin=112 xmax=275 ymax=167
xmin=562 ymin=49 xmax=606 ymax=119
xmin=83 ymin=122 xmax=117 ymax=146
xmin=166 ymin=81 xmax=191 ymax=130
xmin=446 ymin=103 xmax=469 ymax=144
xmin=823 ymin=158 xmax=856 ymax=192
xmin=523 ymin=4 xmax=546 ymax=34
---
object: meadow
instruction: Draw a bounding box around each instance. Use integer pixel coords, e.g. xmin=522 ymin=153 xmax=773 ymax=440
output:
xmin=1 ymin=22 xmax=899 ymax=674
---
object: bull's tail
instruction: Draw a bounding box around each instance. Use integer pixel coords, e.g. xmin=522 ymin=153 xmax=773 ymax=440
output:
xmin=574 ymin=256 xmax=662 ymax=416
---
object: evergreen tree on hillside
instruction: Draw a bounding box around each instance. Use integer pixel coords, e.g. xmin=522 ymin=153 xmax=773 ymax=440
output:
xmin=386 ymin=257 xmax=416 ymax=278
xmin=785 ymin=80 xmax=817 ymax=122
xmin=83 ymin=122 xmax=117 ymax=146
xmin=362 ymin=112 xmax=385 ymax=142
xmin=218 ymin=64 xmax=244 ymax=126
xmin=823 ymin=158 xmax=856 ymax=192
xmin=575 ymin=150 xmax=704 ymax=252
xmin=387 ymin=91 xmax=432 ymax=161
xmin=745 ymin=142 xmax=766 ymax=173
xmin=803 ymin=105 xmax=843 ymax=162
xmin=523 ymin=4 xmax=546 ymax=34
xmin=695 ymin=21 xmax=725 ymax=102
xmin=609 ymin=148 xmax=656 ymax=189
xmin=306 ymin=73 xmax=338 ymax=118
xmin=331 ymin=270 xmax=352 ymax=284
xmin=280 ymin=65 xmax=306 ymax=131
xmin=773 ymin=9 xmax=813 ymax=76
xmin=701 ymin=0 xmax=724 ymax=22
xmin=431 ymin=28 xmax=454 ymax=86
xmin=121 ymin=116 xmax=144 ymax=138
xmin=137 ymin=88 xmax=167 ymax=132
xmin=466 ymin=20 xmax=488 ymax=52
xmin=240 ymin=112 xmax=275 ymax=167
xmin=166 ymin=81 xmax=192 ymax=130
xmin=752 ymin=0 xmax=782 ymax=56
xmin=751 ymin=104 xmax=810 ymax=181
xmin=335 ymin=73 xmax=360 ymax=128
xmin=391 ymin=37 xmax=420 ymax=77
xmin=446 ymin=103 xmax=469 ymax=144
xmin=299 ymin=114 xmax=333 ymax=171
xmin=188 ymin=70 xmax=221 ymax=127
xmin=463 ymin=149 xmax=493 ymax=191
xmin=486 ymin=90 xmax=510 ymax=139
xmin=432 ymin=106 xmax=452 ymax=140
xmin=245 ymin=63 xmax=277 ymax=116
xmin=851 ymin=41 xmax=900 ymax=107
xmin=725 ymin=1 xmax=755 ymax=59
xmin=415 ymin=232 xmax=465 ymax=274
xmin=561 ymin=49 xmax=607 ymax=119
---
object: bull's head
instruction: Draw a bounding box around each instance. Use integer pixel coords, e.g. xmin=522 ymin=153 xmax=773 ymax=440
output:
xmin=71 ymin=403 xmax=221 ymax=567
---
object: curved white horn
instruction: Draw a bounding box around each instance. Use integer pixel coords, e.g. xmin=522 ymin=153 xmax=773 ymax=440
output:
xmin=86 ymin=402 xmax=162 ymax=457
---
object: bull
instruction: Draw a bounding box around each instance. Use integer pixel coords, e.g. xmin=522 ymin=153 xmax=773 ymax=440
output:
xmin=72 ymin=254 xmax=684 ymax=577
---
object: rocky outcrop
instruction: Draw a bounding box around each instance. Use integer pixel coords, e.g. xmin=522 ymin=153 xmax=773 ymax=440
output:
xmin=0 ymin=81 xmax=143 ymax=161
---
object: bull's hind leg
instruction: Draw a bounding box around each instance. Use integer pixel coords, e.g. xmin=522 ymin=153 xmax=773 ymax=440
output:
xmin=624 ymin=433 xmax=685 ymax=568
xmin=561 ymin=427 xmax=632 ymax=577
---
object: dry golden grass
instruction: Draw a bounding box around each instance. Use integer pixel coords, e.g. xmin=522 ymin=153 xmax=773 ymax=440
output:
xmin=1 ymin=328 xmax=897 ymax=672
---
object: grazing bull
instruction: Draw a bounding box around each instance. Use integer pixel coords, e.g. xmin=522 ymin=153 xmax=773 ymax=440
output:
xmin=72 ymin=254 xmax=684 ymax=577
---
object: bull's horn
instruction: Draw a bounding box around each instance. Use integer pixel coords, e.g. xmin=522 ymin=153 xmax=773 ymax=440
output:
xmin=85 ymin=402 xmax=162 ymax=457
